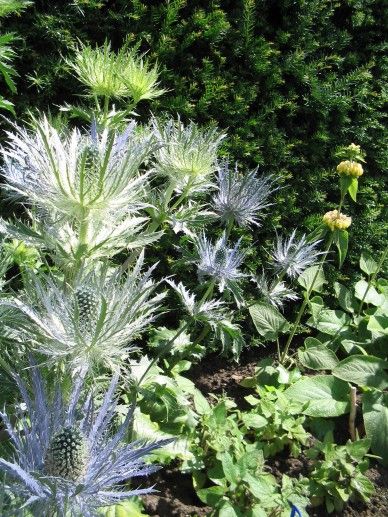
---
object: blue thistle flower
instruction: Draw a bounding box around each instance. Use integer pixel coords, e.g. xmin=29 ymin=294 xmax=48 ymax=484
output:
xmin=213 ymin=161 xmax=278 ymax=227
xmin=194 ymin=232 xmax=246 ymax=305
xmin=0 ymin=365 xmax=171 ymax=516
xmin=271 ymin=230 xmax=322 ymax=279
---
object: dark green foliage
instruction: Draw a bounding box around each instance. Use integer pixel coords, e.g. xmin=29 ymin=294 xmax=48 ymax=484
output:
xmin=2 ymin=0 xmax=387 ymax=265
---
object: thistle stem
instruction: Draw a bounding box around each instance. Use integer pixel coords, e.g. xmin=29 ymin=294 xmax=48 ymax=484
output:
xmin=280 ymin=234 xmax=333 ymax=363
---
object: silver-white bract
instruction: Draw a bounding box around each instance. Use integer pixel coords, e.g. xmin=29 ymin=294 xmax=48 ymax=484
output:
xmin=152 ymin=117 xmax=226 ymax=194
xmin=167 ymin=280 xmax=226 ymax=322
xmin=213 ymin=161 xmax=278 ymax=227
xmin=2 ymin=118 xmax=154 ymax=218
xmin=271 ymin=230 xmax=322 ymax=278
xmin=0 ymin=367 xmax=171 ymax=517
xmin=0 ymin=253 xmax=164 ymax=373
xmin=194 ymin=232 xmax=245 ymax=304
xmin=252 ymin=272 xmax=298 ymax=309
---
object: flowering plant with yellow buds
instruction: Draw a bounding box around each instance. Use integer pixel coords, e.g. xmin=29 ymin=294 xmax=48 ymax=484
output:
xmin=335 ymin=143 xmax=366 ymax=202
xmin=322 ymin=210 xmax=352 ymax=231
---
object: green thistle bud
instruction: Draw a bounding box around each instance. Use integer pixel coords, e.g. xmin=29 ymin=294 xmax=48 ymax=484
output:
xmin=45 ymin=426 xmax=89 ymax=481
xmin=75 ymin=287 xmax=99 ymax=323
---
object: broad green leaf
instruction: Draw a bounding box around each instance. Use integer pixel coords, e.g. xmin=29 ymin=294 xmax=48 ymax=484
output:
xmin=193 ymin=388 xmax=211 ymax=415
xmin=340 ymin=175 xmax=353 ymax=198
xmin=298 ymin=265 xmax=326 ymax=293
xmin=334 ymin=282 xmax=358 ymax=313
xmin=360 ymin=252 xmax=378 ymax=276
xmin=346 ymin=438 xmax=371 ymax=461
xmin=333 ymin=355 xmax=388 ymax=389
xmin=310 ymin=309 xmax=351 ymax=335
xmin=219 ymin=501 xmax=241 ymax=517
xmin=334 ymin=229 xmax=348 ymax=268
xmin=347 ymin=177 xmax=358 ymax=201
xmin=243 ymin=473 xmax=277 ymax=499
xmin=362 ymin=391 xmax=388 ymax=466
xmin=355 ymin=280 xmax=384 ymax=307
xmin=298 ymin=337 xmax=339 ymax=370
xmin=196 ymin=485 xmax=226 ymax=506
xmin=368 ymin=314 xmax=388 ymax=335
xmin=220 ymin=452 xmax=239 ymax=485
xmin=284 ymin=375 xmax=349 ymax=417
xmin=249 ymin=302 xmax=289 ymax=340
xmin=241 ymin=413 xmax=267 ymax=429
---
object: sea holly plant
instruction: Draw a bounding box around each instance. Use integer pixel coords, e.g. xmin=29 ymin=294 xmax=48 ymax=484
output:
xmin=248 ymin=144 xmax=365 ymax=364
xmin=0 ymin=364 xmax=172 ymax=516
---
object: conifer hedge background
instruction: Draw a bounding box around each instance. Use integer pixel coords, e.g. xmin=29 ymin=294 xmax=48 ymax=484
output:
xmin=2 ymin=0 xmax=387 ymax=266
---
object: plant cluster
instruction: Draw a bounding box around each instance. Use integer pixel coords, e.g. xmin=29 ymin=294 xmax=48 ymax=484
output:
xmin=0 ymin=6 xmax=386 ymax=517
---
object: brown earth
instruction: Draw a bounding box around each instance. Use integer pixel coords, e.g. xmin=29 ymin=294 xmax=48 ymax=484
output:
xmin=142 ymin=350 xmax=388 ymax=517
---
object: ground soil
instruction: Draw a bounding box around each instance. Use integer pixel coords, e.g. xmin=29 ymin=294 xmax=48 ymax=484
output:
xmin=142 ymin=350 xmax=388 ymax=517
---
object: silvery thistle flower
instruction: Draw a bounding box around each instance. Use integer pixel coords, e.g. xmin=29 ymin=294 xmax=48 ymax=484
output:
xmin=152 ymin=116 xmax=226 ymax=195
xmin=213 ymin=160 xmax=278 ymax=227
xmin=271 ymin=230 xmax=322 ymax=279
xmin=0 ymin=367 xmax=172 ymax=516
xmin=252 ymin=271 xmax=298 ymax=309
xmin=0 ymin=253 xmax=165 ymax=373
xmin=166 ymin=280 xmax=226 ymax=323
xmin=194 ymin=232 xmax=246 ymax=305
xmin=68 ymin=41 xmax=165 ymax=103
xmin=0 ymin=119 xmax=162 ymax=263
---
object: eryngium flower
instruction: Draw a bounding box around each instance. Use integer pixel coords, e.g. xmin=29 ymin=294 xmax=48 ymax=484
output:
xmin=167 ymin=280 xmax=226 ymax=322
xmin=271 ymin=230 xmax=322 ymax=279
xmin=252 ymin=272 xmax=298 ymax=309
xmin=152 ymin=117 xmax=225 ymax=194
xmin=68 ymin=41 xmax=165 ymax=103
xmin=0 ymin=253 xmax=164 ymax=372
xmin=0 ymin=367 xmax=171 ymax=516
xmin=213 ymin=161 xmax=278 ymax=227
xmin=2 ymin=118 xmax=154 ymax=220
xmin=194 ymin=232 xmax=245 ymax=304
xmin=323 ymin=209 xmax=352 ymax=231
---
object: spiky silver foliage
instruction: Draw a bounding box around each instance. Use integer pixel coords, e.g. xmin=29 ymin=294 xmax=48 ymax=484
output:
xmin=252 ymin=272 xmax=298 ymax=309
xmin=0 ymin=119 xmax=159 ymax=262
xmin=271 ymin=230 xmax=322 ymax=279
xmin=213 ymin=161 xmax=278 ymax=227
xmin=0 ymin=253 xmax=164 ymax=372
xmin=194 ymin=232 xmax=245 ymax=305
xmin=152 ymin=116 xmax=225 ymax=194
xmin=0 ymin=366 xmax=171 ymax=516
xmin=167 ymin=280 xmax=226 ymax=322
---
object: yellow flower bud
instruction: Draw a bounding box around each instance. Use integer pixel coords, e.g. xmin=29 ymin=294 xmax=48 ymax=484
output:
xmin=336 ymin=160 xmax=363 ymax=178
xmin=323 ymin=210 xmax=352 ymax=231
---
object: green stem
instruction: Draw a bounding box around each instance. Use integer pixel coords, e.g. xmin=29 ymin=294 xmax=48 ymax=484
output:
xmin=280 ymin=234 xmax=334 ymax=363
xmin=225 ymin=217 xmax=234 ymax=240
xmin=357 ymin=245 xmax=388 ymax=318
xmin=137 ymin=321 xmax=191 ymax=387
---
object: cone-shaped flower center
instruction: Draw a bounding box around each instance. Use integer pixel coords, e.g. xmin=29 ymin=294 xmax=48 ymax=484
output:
xmin=45 ymin=426 xmax=89 ymax=481
xmin=76 ymin=287 xmax=99 ymax=323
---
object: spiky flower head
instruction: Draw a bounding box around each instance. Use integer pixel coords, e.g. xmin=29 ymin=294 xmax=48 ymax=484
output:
xmin=68 ymin=41 xmax=165 ymax=103
xmin=323 ymin=210 xmax=352 ymax=231
xmin=336 ymin=160 xmax=363 ymax=178
xmin=271 ymin=230 xmax=322 ymax=279
xmin=194 ymin=232 xmax=245 ymax=304
xmin=0 ymin=366 xmax=171 ymax=516
xmin=167 ymin=280 xmax=226 ymax=323
xmin=252 ymin=272 xmax=298 ymax=309
xmin=213 ymin=160 xmax=278 ymax=227
xmin=152 ymin=116 xmax=226 ymax=194
xmin=2 ymin=118 xmax=154 ymax=220
xmin=1 ymin=118 xmax=159 ymax=262
xmin=0 ymin=253 xmax=164 ymax=373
